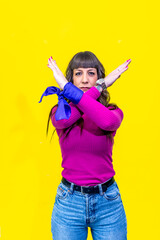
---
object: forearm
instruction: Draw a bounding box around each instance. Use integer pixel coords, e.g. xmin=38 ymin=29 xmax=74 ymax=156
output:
xmin=51 ymin=86 xmax=101 ymax=129
xmin=76 ymin=87 xmax=124 ymax=131
xmin=62 ymin=82 xmax=124 ymax=131
xmin=51 ymin=103 xmax=83 ymax=129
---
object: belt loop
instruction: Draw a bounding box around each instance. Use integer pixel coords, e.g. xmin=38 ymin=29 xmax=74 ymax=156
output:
xmin=69 ymin=182 xmax=74 ymax=194
xmin=81 ymin=186 xmax=84 ymax=195
xmin=98 ymin=184 xmax=104 ymax=196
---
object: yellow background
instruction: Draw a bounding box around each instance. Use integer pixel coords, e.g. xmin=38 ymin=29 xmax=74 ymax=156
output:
xmin=1 ymin=0 xmax=160 ymax=239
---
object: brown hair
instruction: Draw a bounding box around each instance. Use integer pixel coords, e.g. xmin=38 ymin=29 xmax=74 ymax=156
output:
xmin=46 ymin=51 xmax=118 ymax=143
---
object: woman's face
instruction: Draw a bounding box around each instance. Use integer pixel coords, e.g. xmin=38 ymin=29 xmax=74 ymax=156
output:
xmin=73 ymin=68 xmax=98 ymax=92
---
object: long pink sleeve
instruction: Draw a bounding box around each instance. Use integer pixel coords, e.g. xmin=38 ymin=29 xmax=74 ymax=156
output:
xmin=50 ymin=86 xmax=124 ymax=186
xmin=76 ymin=87 xmax=124 ymax=131
xmin=51 ymin=86 xmax=101 ymax=129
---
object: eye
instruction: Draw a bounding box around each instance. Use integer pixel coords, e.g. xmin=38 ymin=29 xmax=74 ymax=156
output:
xmin=75 ymin=72 xmax=81 ymax=76
xmin=89 ymin=72 xmax=95 ymax=75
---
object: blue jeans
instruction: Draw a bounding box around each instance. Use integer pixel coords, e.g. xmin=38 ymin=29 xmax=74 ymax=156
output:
xmin=51 ymin=179 xmax=127 ymax=240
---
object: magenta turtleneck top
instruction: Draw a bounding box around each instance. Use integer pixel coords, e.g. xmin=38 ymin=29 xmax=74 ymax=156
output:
xmin=51 ymin=86 xmax=124 ymax=186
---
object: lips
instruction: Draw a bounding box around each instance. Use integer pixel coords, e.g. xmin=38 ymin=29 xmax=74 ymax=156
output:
xmin=80 ymin=87 xmax=90 ymax=90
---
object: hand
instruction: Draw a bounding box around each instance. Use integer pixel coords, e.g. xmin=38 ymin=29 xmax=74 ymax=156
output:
xmin=104 ymin=59 xmax=131 ymax=88
xmin=47 ymin=56 xmax=68 ymax=90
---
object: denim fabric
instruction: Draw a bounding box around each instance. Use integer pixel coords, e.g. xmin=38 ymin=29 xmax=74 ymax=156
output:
xmin=51 ymin=180 xmax=127 ymax=240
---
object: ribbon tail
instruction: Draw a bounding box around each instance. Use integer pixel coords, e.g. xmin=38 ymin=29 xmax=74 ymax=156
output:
xmin=38 ymin=86 xmax=60 ymax=103
xmin=55 ymin=98 xmax=71 ymax=120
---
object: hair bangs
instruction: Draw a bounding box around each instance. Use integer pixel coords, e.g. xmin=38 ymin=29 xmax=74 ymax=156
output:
xmin=70 ymin=52 xmax=99 ymax=70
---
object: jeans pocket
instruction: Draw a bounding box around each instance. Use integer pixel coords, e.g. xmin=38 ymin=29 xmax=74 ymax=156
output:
xmin=56 ymin=182 xmax=69 ymax=200
xmin=103 ymin=181 xmax=120 ymax=201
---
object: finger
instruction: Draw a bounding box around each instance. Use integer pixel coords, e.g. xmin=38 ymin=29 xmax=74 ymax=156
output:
xmin=126 ymin=59 xmax=131 ymax=63
xmin=120 ymin=66 xmax=128 ymax=74
xmin=51 ymin=61 xmax=64 ymax=77
xmin=48 ymin=58 xmax=53 ymax=65
xmin=52 ymin=61 xmax=59 ymax=71
xmin=118 ymin=62 xmax=131 ymax=73
xmin=48 ymin=57 xmax=54 ymax=65
xmin=49 ymin=57 xmax=62 ymax=73
xmin=125 ymin=59 xmax=131 ymax=67
xmin=47 ymin=61 xmax=52 ymax=68
xmin=47 ymin=58 xmax=57 ymax=70
xmin=123 ymin=59 xmax=131 ymax=65
xmin=118 ymin=59 xmax=131 ymax=70
xmin=49 ymin=57 xmax=55 ymax=64
xmin=48 ymin=58 xmax=56 ymax=70
xmin=124 ymin=59 xmax=131 ymax=68
xmin=50 ymin=57 xmax=57 ymax=66
xmin=121 ymin=61 xmax=131 ymax=71
xmin=47 ymin=64 xmax=53 ymax=69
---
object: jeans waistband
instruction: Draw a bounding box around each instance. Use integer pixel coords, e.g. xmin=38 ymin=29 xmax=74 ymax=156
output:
xmin=61 ymin=177 xmax=115 ymax=194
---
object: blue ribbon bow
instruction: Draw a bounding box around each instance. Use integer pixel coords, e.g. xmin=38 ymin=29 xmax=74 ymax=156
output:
xmin=38 ymin=86 xmax=71 ymax=121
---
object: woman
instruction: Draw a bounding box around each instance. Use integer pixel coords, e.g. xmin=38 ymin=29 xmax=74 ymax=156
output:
xmin=39 ymin=51 xmax=131 ymax=240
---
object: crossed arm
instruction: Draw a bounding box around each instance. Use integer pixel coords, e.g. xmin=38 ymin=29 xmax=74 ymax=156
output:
xmin=51 ymin=85 xmax=101 ymax=129
xmin=48 ymin=57 xmax=130 ymax=131
xmin=51 ymin=86 xmax=124 ymax=131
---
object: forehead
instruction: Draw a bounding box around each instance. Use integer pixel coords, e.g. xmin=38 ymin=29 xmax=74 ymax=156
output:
xmin=73 ymin=68 xmax=97 ymax=71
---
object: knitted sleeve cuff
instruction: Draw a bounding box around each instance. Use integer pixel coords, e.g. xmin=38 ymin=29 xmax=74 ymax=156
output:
xmin=63 ymin=82 xmax=84 ymax=104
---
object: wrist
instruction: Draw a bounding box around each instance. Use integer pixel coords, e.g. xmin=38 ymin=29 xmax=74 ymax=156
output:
xmin=95 ymin=85 xmax=103 ymax=93
xmin=95 ymin=78 xmax=107 ymax=91
xmin=60 ymin=80 xmax=68 ymax=90
xmin=63 ymin=82 xmax=84 ymax=104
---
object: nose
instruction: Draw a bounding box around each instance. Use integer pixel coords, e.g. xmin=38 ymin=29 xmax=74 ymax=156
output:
xmin=82 ymin=73 xmax=89 ymax=83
